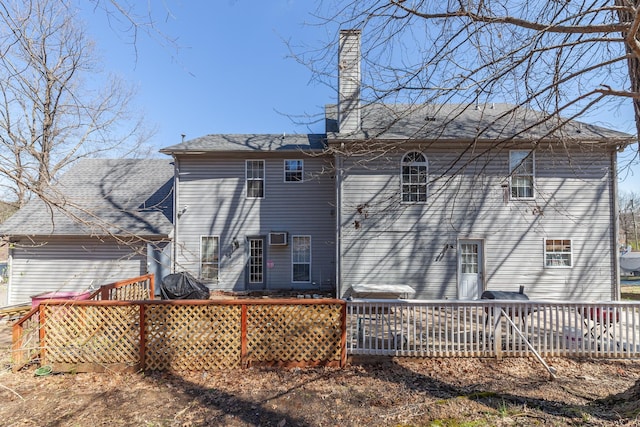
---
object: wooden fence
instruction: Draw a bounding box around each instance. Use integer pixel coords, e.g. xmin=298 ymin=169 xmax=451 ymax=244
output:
xmin=13 ymin=299 xmax=346 ymax=373
xmin=11 ymin=274 xmax=155 ymax=371
xmin=347 ymin=299 xmax=640 ymax=358
xmin=12 ymin=279 xmax=640 ymax=373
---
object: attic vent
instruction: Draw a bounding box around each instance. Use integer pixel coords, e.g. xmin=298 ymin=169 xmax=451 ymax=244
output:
xmin=269 ymin=232 xmax=288 ymax=246
xmin=425 ymin=116 xmax=436 ymax=122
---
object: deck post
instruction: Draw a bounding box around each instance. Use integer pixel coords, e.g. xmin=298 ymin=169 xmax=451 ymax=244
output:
xmin=148 ymin=274 xmax=155 ymax=300
xmin=38 ymin=305 xmax=46 ymax=365
xmin=240 ymin=304 xmax=248 ymax=368
xmin=139 ymin=304 xmax=147 ymax=371
xmin=493 ymin=305 xmax=503 ymax=360
xmin=340 ymin=301 xmax=347 ymax=367
xmin=11 ymin=322 xmax=24 ymax=372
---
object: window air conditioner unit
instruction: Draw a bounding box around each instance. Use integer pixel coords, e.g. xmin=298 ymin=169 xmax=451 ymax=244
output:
xmin=269 ymin=232 xmax=288 ymax=246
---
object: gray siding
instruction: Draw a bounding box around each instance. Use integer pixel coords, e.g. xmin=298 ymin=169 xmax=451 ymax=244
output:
xmin=338 ymin=143 xmax=616 ymax=301
xmin=338 ymin=30 xmax=361 ymax=134
xmin=8 ymin=237 xmax=146 ymax=305
xmin=175 ymin=154 xmax=336 ymax=292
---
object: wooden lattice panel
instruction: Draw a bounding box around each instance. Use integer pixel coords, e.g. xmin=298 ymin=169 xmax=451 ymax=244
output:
xmin=43 ymin=305 xmax=140 ymax=367
xmin=112 ymin=283 xmax=149 ymax=300
xmin=246 ymin=304 xmax=343 ymax=364
xmin=144 ymin=304 xmax=242 ymax=370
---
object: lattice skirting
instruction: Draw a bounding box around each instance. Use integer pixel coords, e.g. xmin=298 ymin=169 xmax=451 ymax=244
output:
xmin=36 ymin=300 xmax=345 ymax=372
xmin=43 ymin=305 xmax=140 ymax=367
xmin=245 ymin=304 xmax=343 ymax=365
xmin=144 ymin=304 xmax=242 ymax=370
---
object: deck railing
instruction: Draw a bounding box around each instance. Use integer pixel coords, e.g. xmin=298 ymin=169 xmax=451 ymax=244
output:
xmin=11 ymin=306 xmax=40 ymax=371
xmin=12 ymin=295 xmax=640 ymax=373
xmin=88 ymin=273 xmax=155 ymax=301
xmin=347 ymin=299 xmax=640 ymax=358
xmin=11 ymin=274 xmax=156 ymax=371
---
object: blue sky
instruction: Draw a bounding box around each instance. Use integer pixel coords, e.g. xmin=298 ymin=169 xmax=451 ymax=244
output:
xmin=80 ymin=2 xmax=640 ymax=193
xmin=81 ymin=2 xmax=333 ymax=142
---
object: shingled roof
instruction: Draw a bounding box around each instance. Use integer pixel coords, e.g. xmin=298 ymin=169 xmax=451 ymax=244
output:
xmin=160 ymin=104 xmax=634 ymax=156
xmin=0 ymin=159 xmax=174 ymax=238
xmin=326 ymin=103 xmax=635 ymax=143
xmin=160 ymin=133 xmax=326 ymax=154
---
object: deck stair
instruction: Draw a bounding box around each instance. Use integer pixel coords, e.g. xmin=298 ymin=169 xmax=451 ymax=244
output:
xmin=0 ymin=303 xmax=30 ymax=321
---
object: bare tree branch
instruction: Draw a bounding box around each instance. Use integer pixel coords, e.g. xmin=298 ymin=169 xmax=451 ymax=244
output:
xmin=300 ymin=0 xmax=640 ymax=156
xmin=391 ymin=1 xmax=630 ymax=34
xmin=0 ymin=0 xmax=153 ymax=207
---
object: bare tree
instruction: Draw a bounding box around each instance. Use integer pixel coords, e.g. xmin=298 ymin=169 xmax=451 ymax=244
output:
xmin=303 ymin=1 xmax=639 ymax=152
xmin=0 ymin=0 xmax=152 ymax=207
xmin=86 ymin=0 xmax=179 ymax=61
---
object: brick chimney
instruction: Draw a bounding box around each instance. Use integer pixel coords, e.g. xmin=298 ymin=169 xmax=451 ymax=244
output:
xmin=338 ymin=29 xmax=361 ymax=135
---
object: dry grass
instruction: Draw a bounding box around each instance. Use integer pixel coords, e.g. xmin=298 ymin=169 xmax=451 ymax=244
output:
xmin=3 ymin=308 xmax=640 ymax=426
xmin=621 ymin=285 xmax=640 ymax=301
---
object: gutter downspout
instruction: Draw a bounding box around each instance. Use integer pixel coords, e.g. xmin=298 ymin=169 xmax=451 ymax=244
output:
xmin=6 ymin=241 xmax=12 ymax=306
xmin=172 ymin=155 xmax=180 ymax=274
xmin=335 ymin=146 xmax=343 ymax=298
xmin=611 ymin=149 xmax=621 ymax=300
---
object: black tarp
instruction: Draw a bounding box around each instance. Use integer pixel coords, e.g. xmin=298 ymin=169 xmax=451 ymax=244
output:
xmin=160 ymin=272 xmax=210 ymax=300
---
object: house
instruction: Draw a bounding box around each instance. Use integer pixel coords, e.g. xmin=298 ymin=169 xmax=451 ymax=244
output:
xmin=1 ymin=30 xmax=634 ymax=304
xmin=161 ymin=30 xmax=634 ymax=301
xmin=328 ymin=101 xmax=630 ymax=301
xmin=332 ymin=30 xmax=635 ymax=301
xmin=0 ymin=159 xmax=173 ymax=305
xmin=159 ymin=134 xmax=336 ymax=293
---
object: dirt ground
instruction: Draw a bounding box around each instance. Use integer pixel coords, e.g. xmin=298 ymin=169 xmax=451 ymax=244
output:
xmin=2 ymin=321 xmax=640 ymax=426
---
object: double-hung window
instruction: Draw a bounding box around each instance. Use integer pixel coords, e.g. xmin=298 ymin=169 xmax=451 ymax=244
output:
xmin=246 ymin=160 xmax=264 ymax=198
xmin=200 ymin=236 xmax=220 ymax=283
xmin=509 ymin=151 xmax=534 ymax=199
xmin=292 ymin=235 xmax=311 ymax=282
xmin=545 ymin=239 xmax=572 ymax=268
xmin=284 ymin=160 xmax=303 ymax=182
xmin=401 ymin=151 xmax=428 ymax=203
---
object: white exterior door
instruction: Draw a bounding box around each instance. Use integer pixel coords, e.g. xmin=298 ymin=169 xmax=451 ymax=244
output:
xmin=458 ymin=240 xmax=483 ymax=300
xmin=246 ymin=237 xmax=266 ymax=290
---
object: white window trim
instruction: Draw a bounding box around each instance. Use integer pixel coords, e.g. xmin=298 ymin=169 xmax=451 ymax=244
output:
xmin=200 ymin=235 xmax=220 ymax=283
xmin=509 ymin=150 xmax=535 ymax=200
xmin=284 ymin=159 xmax=304 ymax=183
xmin=400 ymin=151 xmax=428 ymax=204
xmin=291 ymin=235 xmax=312 ymax=283
xmin=544 ymin=238 xmax=573 ymax=268
xmin=245 ymin=160 xmax=265 ymax=199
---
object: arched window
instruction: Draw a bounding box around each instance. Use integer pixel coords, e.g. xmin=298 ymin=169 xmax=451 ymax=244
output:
xmin=401 ymin=151 xmax=428 ymax=202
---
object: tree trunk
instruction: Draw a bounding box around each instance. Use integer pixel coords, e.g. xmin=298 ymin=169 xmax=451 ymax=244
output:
xmin=617 ymin=0 xmax=640 ymax=151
